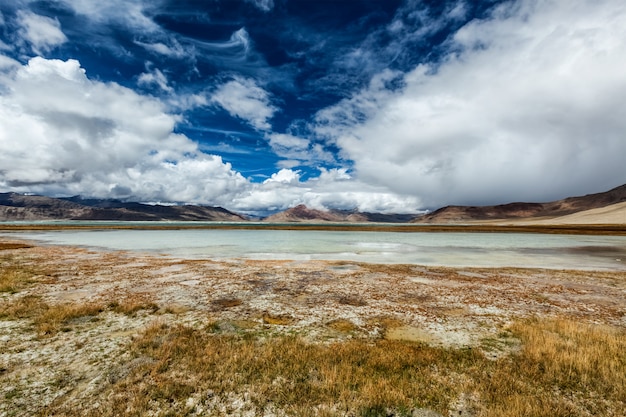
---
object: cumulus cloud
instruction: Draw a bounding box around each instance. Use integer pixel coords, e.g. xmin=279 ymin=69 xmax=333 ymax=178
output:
xmin=315 ymin=0 xmax=626 ymax=208
xmin=0 ymin=56 xmax=247 ymax=204
xmin=233 ymin=167 xmax=422 ymax=214
xmin=211 ymin=76 xmax=276 ymax=130
xmin=0 ymin=55 xmax=412 ymax=214
xmin=263 ymin=168 xmax=301 ymax=185
xmin=16 ymin=11 xmax=67 ymax=54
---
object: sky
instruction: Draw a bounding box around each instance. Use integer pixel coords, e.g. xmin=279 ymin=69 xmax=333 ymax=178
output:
xmin=0 ymin=0 xmax=625 ymax=215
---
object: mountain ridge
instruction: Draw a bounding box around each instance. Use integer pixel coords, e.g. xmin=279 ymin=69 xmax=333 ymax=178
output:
xmin=262 ymin=204 xmax=416 ymax=223
xmin=0 ymin=193 xmax=247 ymax=222
xmin=414 ymin=184 xmax=626 ymax=223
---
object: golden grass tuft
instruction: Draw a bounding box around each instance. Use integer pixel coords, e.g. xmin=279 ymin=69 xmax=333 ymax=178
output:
xmin=326 ymin=318 xmax=359 ymax=332
xmin=0 ymin=294 xmax=47 ymax=319
xmin=108 ymin=297 xmax=159 ymax=316
xmin=262 ymin=312 xmax=294 ymax=325
xmin=0 ymin=253 xmax=39 ymax=293
xmin=34 ymin=302 xmax=105 ymax=335
xmin=477 ymin=318 xmax=626 ymax=417
xmin=0 ymin=268 xmax=30 ymax=294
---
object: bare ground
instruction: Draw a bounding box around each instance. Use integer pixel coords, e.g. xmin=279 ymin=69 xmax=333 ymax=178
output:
xmin=1 ymin=238 xmax=625 ymax=416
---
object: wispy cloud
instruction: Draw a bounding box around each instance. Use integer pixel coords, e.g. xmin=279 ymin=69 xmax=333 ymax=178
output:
xmin=135 ymin=39 xmax=189 ymax=58
xmin=137 ymin=64 xmax=173 ymax=93
xmin=267 ymin=133 xmax=335 ymax=168
xmin=57 ymin=0 xmax=160 ymax=33
xmin=16 ymin=11 xmax=67 ymax=55
xmin=245 ymin=0 xmax=274 ymax=13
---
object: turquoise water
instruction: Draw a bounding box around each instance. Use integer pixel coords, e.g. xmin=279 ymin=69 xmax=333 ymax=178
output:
xmin=5 ymin=227 xmax=626 ymax=270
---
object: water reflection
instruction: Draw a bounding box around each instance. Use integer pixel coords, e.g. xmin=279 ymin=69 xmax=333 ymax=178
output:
xmin=6 ymin=229 xmax=626 ymax=270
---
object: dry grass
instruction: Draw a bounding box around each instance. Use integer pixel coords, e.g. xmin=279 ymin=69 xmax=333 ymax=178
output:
xmin=67 ymin=322 xmax=472 ymax=416
xmin=262 ymin=312 xmax=295 ymax=325
xmin=0 ymin=294 xmax=48 ymax=319
xmin=108 ymin=297 xmax=159 ymax=316
xmin=2 ymin=240 xmax=625 ymax=416
xmin=326 ymin=318 xmax=359 ymax=332
xmin=33 ymin=317 xmax=626 ymax=417
xmin=0 ymin=242 xmax=33 ymax=250
xmin=0 ymin=253 xmax=38 ymax=293
xmin=477 ymin=318 xmax=626 ymax=417
xmin=0 ymin=268 xmax=30 ymax=294
xmin=34 ymin=302 xmax=105 ymax=335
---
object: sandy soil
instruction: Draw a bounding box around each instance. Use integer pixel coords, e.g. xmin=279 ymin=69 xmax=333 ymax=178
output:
xmin=1 ymin=238 xmax=625 ymax=416
xmin=509 ymin=201 xmax=626 ymax=225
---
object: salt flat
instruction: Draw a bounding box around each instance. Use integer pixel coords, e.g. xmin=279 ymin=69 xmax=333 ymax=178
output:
xmin=1 ymin=239 xmax=625 ymax=416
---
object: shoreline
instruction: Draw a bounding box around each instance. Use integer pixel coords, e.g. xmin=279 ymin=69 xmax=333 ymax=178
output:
xmin=1 ymin=221 xmax=626 ymax=235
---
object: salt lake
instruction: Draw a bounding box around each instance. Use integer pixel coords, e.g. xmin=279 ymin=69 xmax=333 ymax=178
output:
xmin=5 ymin=225 xmax=626 ymax=270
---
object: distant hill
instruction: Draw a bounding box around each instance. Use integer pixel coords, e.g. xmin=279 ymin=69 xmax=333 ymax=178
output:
xmin=415 ymin=184 xmax=626 ymax=223
xmin=2 ymin=183 xmax=625 ymax=224
xmin=516 ymin=201 xmax=626 ymax=225
xmin=263 ymin=204 xmax=417 ymax=223
xmin=0 ymin=193 xmax=247 ymax=222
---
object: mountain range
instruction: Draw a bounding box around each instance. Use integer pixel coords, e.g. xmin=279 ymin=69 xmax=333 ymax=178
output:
xmin=0 ymin=193 xmax=246 ymax=222
xmin=1 ymin=183 xmax=625 ymax=224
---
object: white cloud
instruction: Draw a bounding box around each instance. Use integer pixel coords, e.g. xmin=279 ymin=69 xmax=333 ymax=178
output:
xmin=263 ymin=168 xmax=301 ymax=184
xmin=0 ymin=55 xmax=418 ymax=215
xmin=16 ymin=11 xmax=68 ymax=54
xmin=315 ymin=0 xmax=626 ymax=208
xmin=0 ymin=55 xmax=427 ymax=214
xmin=233 ymin=167 xmax=421 ymax=214
xmin=58 ymin=0 xmax=159 ymax=33
xmin=246 ymin=0 xmax=274 ymax=12
xmin=0 ymin=56 xmax=248 ymax=205
xmin=267 ymin=133 xmax=334 ymax=167
xmin=137 ymin=65 xmax=173 ymax=93
xmin=135 ymin=40 xmax=188 ymax=58
xmin=0 ymin=55 xmax=19 ymax=70
xmin=211 ymin=76 xmax=276 ymax=130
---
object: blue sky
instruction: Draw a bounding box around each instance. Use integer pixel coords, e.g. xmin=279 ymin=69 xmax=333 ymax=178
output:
xmin=0 ymin=0 xmax=625 ymax=215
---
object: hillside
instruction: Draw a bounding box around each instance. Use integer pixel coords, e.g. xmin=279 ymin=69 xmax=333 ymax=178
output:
xmin=263 ymin=204 xmax=416 ymax=223
xmin=0 ymin=193 xmax=247 ymax=222
xmin=514 ymin=201 xmax=626 ymax=225
xmin=415 ymin=184 xmax=626 ymax=223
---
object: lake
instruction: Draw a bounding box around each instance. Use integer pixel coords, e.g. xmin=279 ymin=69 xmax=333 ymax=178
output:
xmin=5 ymin=225 xmax=626 ymax=270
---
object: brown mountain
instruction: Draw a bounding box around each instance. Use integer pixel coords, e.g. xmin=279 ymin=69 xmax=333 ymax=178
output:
xmin=0 ymin=193 xmax=247 ymax=222
xmin=263 ymin=204 xmax=416 ymax=223
xmin=415 ymin=184 xmax=626 ymax=223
